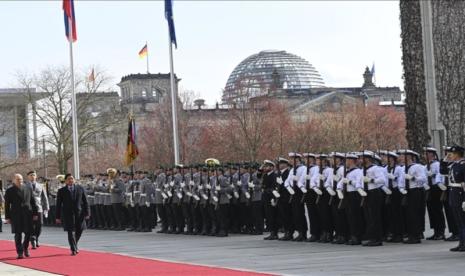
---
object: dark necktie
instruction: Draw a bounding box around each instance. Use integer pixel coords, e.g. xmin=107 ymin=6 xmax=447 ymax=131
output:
xmin=32 ymin=183 xmax=36 ymax=191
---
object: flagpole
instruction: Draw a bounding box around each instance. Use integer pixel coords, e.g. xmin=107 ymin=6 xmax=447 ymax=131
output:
xmin=69 ymin=40 xmax=80 ymax=179
xmin=146 ymin=41 xmax=150 ymax=73
xmin=168 ymin=35 xmax=180 ymax=165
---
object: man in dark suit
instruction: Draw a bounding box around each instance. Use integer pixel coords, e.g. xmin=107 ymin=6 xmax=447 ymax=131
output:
xmin=4 ymin=174 xmax=39 ymax=259
xmin=56 ymin=174 xmax=90 ymax=256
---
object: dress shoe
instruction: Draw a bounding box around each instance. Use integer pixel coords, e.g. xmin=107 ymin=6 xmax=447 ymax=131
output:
xmin=445 ymin=234 xmax=459 ymax=242
xmin=127 ymin=228 xmax=135 ymax=232
xmin=157 ymin=229 xmax=167 ymax=234
xmin=306 ymin=235 xmax=319 ymax=242
xmin=433 ymin=234 xmax=445 ymax=240
xmin=71 ymin=251 xmax=77 ymax=256
xmin=279 ymin=233 xmax=293 ymax=241
xmin=347 ymin=238 xmax=361 ymax=245
xmin=17 ymin=254 xmax=24 ymax=259
xmin=292 ymin=233 xmax=306 ymax=242
xmin=426 ymin=234 xmax=436 ymax=240
xmin=264 ymin=233 xmax=278 ymax=240
xmin=362 ymin=240 xmax=383 ymax=246
xmin=36 ymin=241 xmax=40 ymax=248
xmin=217 ymin=231 xmax=228 ymax=237
xmin=31 ymin=243 xmax=37 ymax=250
xmin=333 ymin=236 xmax=346 ymax=244
xmin=24 ymin=250 xmax=30 ymax=257
xmin=387 ymin=236 xmax=403 ymax=243
xmin=403 ymin=238 xmax=421 ymax=244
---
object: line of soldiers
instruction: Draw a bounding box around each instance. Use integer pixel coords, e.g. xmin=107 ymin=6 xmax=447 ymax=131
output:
xmin=40 ymin=145 xmax=465 ymax=251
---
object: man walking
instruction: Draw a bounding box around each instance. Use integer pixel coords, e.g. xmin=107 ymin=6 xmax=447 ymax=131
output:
xmin=25 ymin=171 xmax=49 ymax=249
xmin=56 ymin=174 xmax=90 ymax=255
xmin=4 ymin=174 xmax=39 ymax=259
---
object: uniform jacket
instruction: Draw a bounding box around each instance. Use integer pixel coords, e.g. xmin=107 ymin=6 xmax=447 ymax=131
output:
xmin=25 ymin=181 xmax=49 ymax=213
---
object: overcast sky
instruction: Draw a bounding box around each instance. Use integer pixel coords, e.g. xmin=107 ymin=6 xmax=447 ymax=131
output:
xmin=0 ymin=1 xmax=402 ymax=104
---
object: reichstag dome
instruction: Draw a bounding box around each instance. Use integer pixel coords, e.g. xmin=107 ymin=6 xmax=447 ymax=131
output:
xmin=223 ymin=50 xmax=325 ymax=103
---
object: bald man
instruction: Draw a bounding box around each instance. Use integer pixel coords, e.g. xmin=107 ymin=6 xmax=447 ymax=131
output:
xmin=4 ymin=174 xmax=39 ymax=259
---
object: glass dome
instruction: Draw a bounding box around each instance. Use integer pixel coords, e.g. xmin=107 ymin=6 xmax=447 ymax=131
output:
xmin=223 ymin=50 xmax=325 ymax=103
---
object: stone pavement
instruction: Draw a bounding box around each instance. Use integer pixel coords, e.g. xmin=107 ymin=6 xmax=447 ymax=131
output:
xmin=1 ymin=224 xmax=465 ymax=276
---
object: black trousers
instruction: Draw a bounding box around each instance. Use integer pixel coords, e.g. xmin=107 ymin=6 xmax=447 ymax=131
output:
xmin=251 ymin=201 xmax=264 ymax=233
xmin=150 ymin=204 xmax=157 ymax=228
xmin=278 ymin=192 xmax=294 ymax=234
xmin=387 ymin=189 xmax=404 ymax=238
xmin=263 ymin=193 xmax=279 ymax=234
xmin=156 ymin=203 xmax=168 ymax=230
xmin=291 ymin=190 xmax=307 ymax=235
xmin=112 ymin=203 xmax=124 ymax=228
xmin=363 ymin=188 xmax=384 ymax=242
xmin=331 ymin=197 xmax=348 ymax=238
xmin=229 ymin=202 xmax=241 ymax=232
xmin=239 ymin=202 xmax=252 ymax=231
xmin=165 ymin=202 xmax=175 ymax=230
xmin=31 ymin=212 xmax=43 ymax=244
xmin=208 ymin=203 xmax=218 ymax=233
xmin=14 ymin=232 xmax=31 ymax=255
xmin=104 ymin=205 xmax=115 ymax=228
xmin=67 ymin=229 xmax=83 ymax=252
xmin=449 ymin=187 xmax=465 ymax=242
xmin=345 ymin=192 xmax=364 ymax=239
xmin=139 ymin=205 xmax=151 ymax=230
xmin=317 ymin=191 xmax=333 ymax=234
xmin=89 ymin=206 xmax=97 ymax=228
xmin=182 ymin=202 xmax=194 ymax=232
xmin=217 ymin=204 xmax=230 ymax=233
xmin=426 ymin=185 xmax=446 ymax=234
xmin=406 ymin=188 xmax=425 ymax=239
xmin=444 ymin=193 xmax=458 ymax=235
xmin=200 ymin=203 xmax=211 ymax=233
xmin=305 ymin=190 xmax=320 ymax=237
xmin=191 ymin=202 xmax=202 ymax=232
xmin=172 ymin=203 xmax=184 ymax=232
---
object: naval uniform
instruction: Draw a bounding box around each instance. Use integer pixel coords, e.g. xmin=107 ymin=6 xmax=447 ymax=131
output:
xmin=447 ymin=158 xmax=465 ymax=250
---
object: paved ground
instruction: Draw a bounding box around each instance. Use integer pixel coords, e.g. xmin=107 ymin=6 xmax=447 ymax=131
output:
xmin=0 ymin=262 xmax=57 ymax=276
xmin=1 ymin=224 xmax=465 ymax=275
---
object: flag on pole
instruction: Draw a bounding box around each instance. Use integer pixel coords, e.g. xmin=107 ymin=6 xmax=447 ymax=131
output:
xmin=124 ymin=116 xmax=139 ymax=166
xmin=88 ymin=68 xmax=95 ymax=82
xmin=138 ymin=44 xmax=148 ymax=59
xmin=165 ymin=0 xmax=177 ymax=48
xmin=63 ymin=0 xmax=77 ymax=42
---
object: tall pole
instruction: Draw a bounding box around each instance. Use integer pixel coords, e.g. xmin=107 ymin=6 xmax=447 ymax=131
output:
xmin=69 ymin=40 xmax=80 ymax=179
xmin=42 ymin=137 xmax=47 ymax=179
xmin=146 ymin=41 xmax=150 ymax=73
xmin=168 ymin=36 xmax=180 ymax=165
xmin=420 ymin=0 xmax=445 ymax=151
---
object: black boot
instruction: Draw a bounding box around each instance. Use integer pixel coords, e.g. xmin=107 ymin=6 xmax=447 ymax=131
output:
xmin=292 ymin=232 xmax=306 ymax=242
xmin=279 ymin=232 xmax=293 ymax=241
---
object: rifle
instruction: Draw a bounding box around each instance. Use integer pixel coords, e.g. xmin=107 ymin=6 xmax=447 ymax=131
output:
xmin=291 ymin=154 xmax=297 ymax=204
xmin=401 ymin=150 xmax=409 ymax=206
xmin=301 ymin=154 xmax=311 ymax=204
xmin=338 ymin=153 xmax=348 ymax=209
xmin=274 ymin=157 xmax=281 ymax=205
xmin=424 ymin=150 xmax=431 ymax=202
xmin=439 ymin=147 xmax=448 ymax=202
xmin=214 ymin=166 xmax=220 ymax=210
xmin=385 ymin=156 xmax=393 ymax=205
xmin=328 ymin=154 xmax=337 ymax=206
xmin=315 ymin=154 xmax=324 ymax=205
xmin=247 ymin=164 xmax=254 ymax=206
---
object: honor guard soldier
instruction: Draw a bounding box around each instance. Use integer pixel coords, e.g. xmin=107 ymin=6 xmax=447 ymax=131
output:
xmin=154 ymin=167 xmax=168 ymax=233
xmin=444 ymin=145 xmax=465 ymax=252
xmin=285 ymin=152 xmax=307 ymax=241
xmin=330 ymin=152 xmax=349 ymax=244
xmin=191 ymin=165 xmax=202 ymax=234
xmin=439 ymin=146 xmax=459 ymax=241
xmin=25 ymin=171 xmax=49 ymax=249
xmin=262 ymin=160 xmax=279 ymax=240
xmin=199 ymin=166 xmax=211 ymax=235
xmin=361 ymin=150 xmax=386 ymax=246
xmin=182 ymin=165 xmax=194 ymax=235
xmin=228 ymin=164 xmax=241 ymax=234
xmin=313 ymin=154 xmax=335 ymax=243
xmin=249 ymin=163 xmax=263 ymax=235
xmin=385 ymin=151 xmax=405 ymax=243
xmin=338 ymin=153 xmax=364 ymax=245
xmin=83 ymin=176 xmax=96 ymax=229
xmin=216 ymin=167 xmax=232 ymax=237
xmin=402 ymin=150 xmax=428 ymax=244
xmin=127 ymin=172 xmax=142 ymax=232
xmin=304 ymin=153 xmax=320 ymax=242
xmin=108 ymin=169 xmax=125 ymax=231
xmin=275 ymin=158 xmax=293 ymax=241
xmin=239 ymin=163 xmax=252 ymax=234
xmin=171 ymin=165 xmax=185 ymax=234
xmin=423 ymin=147 xmax=447 ymax=240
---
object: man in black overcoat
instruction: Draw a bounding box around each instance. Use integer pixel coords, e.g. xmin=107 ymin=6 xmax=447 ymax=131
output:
xmin=4 ymin=173 xmax=39 ymax=259
xmin=56 ymin=174 xmax=90 ymax=255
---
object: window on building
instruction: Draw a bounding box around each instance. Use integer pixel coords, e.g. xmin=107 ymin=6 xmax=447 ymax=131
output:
xmin=142 ymin=90 xmax=147 ymax=97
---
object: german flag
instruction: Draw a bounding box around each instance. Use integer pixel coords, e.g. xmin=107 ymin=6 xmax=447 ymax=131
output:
xmin=138 ymin=44 xmax=148 ymax=59
xmin=124 ymin=116 xmax=139 ymax=166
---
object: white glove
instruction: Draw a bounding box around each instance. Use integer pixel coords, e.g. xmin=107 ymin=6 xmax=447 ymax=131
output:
xmin=293 ymin=175 xmax=299 ymax=181
xmin=382 ymin=186 xmax=392 ymax=195
xmin=286 ymin=186 xmax=295 ymax=195
xmin=161 ymin=192 xmax=168 ymax=199
xmin=189 ymin=180 xmax=195 ymax=186
xmin=424 ymin=184 xmax=431 ymax=191
xmin=462 ymin=202 xmax=465 ymax=212
xmin=176 ymin=192 xmax=183 ymax=199
xmin=399 ymin=188 xmax=407 ymax=195
xmin=227 ymin=194 xmax=233 ymax=199
xmin=145 ymin=201 xmax=150 ymax=207
xmin=357 ymin=188 xmax=367 ymax=197
xmin=164 ymin=184 xmax=169 ymax=189
xmin=300 ymin=187 xmax=308 ymax=193
xmin=44 ymin=211 xmax=49 ymax=218
xmin=404 ymin=174 xmax=414 ymax=181
xmin=363 ymin=176 xmax=372 ymax=183
xmin=387 ymin=173 xmax=396 ymax=180
xmin=313 ymin=187 xmax=323 ymax=195
xmin=342 ymin=178 xmax=350 ymax=184
xmin=167 ymin=191 xmax=173 ymax=197
xmin=236 ymin=180 xmax=242 ymax=187
xmin=198 ymin=185 xmax=203 ymax=190
xmin=248 ymin=182 xmax=255 ymax=188
xmin=230 ymin=184 xmax=235 ymax=189
xmin=276 ymin=177 xmax=283 ymax=184
xmin=337 ymin=190 xmax=344 ymax=199
xmin=326 ymin=187 xmax=336 ymax=196
xmin=206 ymin=184 xmax=212 ymax=189
xmin=215 ymin=185 xmax=220 ymax=191
xmin=170 ymin=181 xmax=175 ymax=187
xmin=271 ymin=199 xmax=277 ymax=207
xmin=305 ymin=174 xmax=311 ymax=180
xmin=193 ymin=195 xmax=200 ymax=201
xmin=427 ymin=170 xmax=433 ymax=177
xmin=186 ymin=192 xmax=193 ymax=197
xmin=234 ymin=191 xmax=239 ymax=198
xmin=333 ymin=175 xmax=341 ymax=182
xmin=272 ymin=190 xmax=281 ymax=198
xmin=180 ymin=182 xmax=186 ymax=188
xmin=212 ymin=195 xmax=218 ymax=202
xmin=319 ymin=175 xmax=325 ymax=181
xmin=245 ymin=192 xmax=251 ymax=199
xmin=438 ymin=183 xmax=447 ymax=191
xmin=202 ymin=194 xmax=209 ymax=200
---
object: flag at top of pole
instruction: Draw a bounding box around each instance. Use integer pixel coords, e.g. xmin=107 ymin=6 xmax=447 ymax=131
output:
xmin=63 ymin=0 xmax=77 ymax=42
xmin=165 ymin=0 xmax=177 ymax=48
